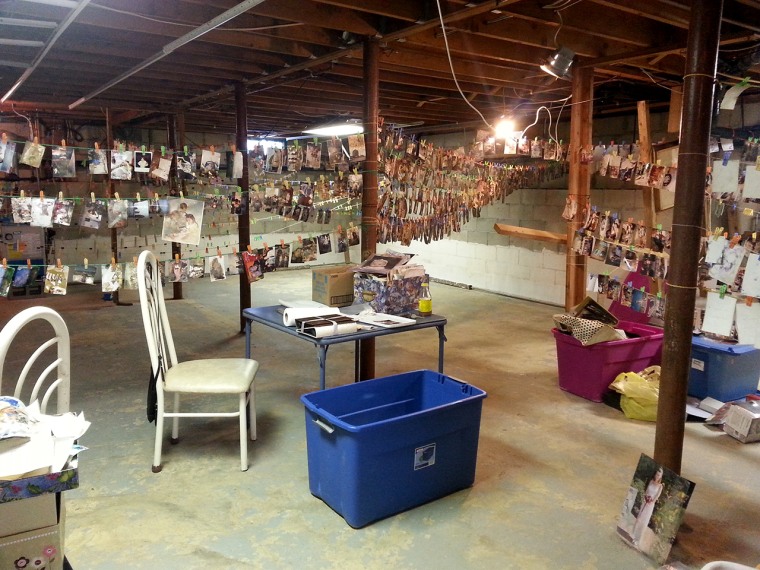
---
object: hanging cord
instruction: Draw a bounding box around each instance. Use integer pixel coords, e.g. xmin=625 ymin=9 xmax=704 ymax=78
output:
xmin=434 ymin=0 xmax=492 ymax=129
xmin=11 ymin=104 xmax=35 ymax=140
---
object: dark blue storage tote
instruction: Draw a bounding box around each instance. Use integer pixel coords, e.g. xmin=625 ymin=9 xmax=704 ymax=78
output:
xmin=689 ymin=336 xmax=760 ymax=401
xmin=300 ymin=369 xmax=487 ymax=528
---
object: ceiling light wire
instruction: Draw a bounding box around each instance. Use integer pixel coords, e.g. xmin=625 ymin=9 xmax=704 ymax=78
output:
xmin=434 ymin=0 xmax=492 ymax=129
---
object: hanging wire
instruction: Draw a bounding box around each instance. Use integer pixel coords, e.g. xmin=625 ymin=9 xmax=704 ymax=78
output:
xmin=434 ymin=0 xmax=492 ymax=129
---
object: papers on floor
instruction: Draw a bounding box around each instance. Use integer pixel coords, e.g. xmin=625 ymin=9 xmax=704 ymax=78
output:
xmin=0 ymin=399 xmax=90 ymax=481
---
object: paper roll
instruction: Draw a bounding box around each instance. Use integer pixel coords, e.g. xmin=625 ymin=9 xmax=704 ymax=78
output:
xmin=282 ymin=307 xmax=341 ymax=327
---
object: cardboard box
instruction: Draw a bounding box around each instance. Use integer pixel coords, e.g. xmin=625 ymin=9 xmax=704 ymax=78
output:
xmin=0 ymin=495 xmax=65 ymax=570
xmin=0 ymin=495 xmax=57 ymax=536
xmin=312 ymin=265 xmax=355 ymax=307
xmin=723 ymin=401 xmax=760 ymax=443
xmin=353 ymin=273 xmax=426 ymax=316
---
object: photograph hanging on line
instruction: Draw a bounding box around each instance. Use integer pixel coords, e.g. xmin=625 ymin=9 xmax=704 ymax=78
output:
xmin=161 ymin=197 xmax=204 ymax=246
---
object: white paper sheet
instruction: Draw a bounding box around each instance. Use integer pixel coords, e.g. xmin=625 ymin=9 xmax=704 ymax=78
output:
xmin=711 ymin=159 xmax=740 ymax=198
xmin=701 ymin=291 xmax=737 ymax=337
xmin=282 ymin=307 xmax=343 ymax=327
xmin=708 ymin=245 xmax=745 ymax=285
xmin=705 ymin=236 xmax=728 ymax=264
xmin=735 ymin=303 xmax=760 ymax=348
xmin=741 ymin=254 xmax=760 ymax=298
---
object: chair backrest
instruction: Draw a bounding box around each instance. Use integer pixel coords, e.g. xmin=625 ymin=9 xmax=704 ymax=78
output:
xmin=0 ymin=306 xmax=71 ymax=414
xmin=137 ymin=250 xmax=179 ymax=380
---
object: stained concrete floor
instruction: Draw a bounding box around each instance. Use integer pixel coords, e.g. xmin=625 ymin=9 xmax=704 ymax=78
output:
xmin=1 ymin=269 xmax=759 ymax=570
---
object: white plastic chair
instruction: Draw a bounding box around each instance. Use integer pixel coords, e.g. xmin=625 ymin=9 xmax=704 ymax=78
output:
xmin=137 ymin=250 xmax=258 ymax=472
xmin=0 ymin=306 xmax=71 ymax=414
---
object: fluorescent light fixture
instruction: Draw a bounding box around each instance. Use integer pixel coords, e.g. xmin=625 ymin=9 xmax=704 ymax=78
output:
xmin=540 ymin=46 xmax=575 ymax=79
xmin=20 ymin=0 xmax=78 ymax=7
xmin=303 ymin=119 xmax=364 ymax=137
xmin=0 ymin=17 xmax=58 ymax=28
xmin=0 ymin=39 xmax=45 ymax=47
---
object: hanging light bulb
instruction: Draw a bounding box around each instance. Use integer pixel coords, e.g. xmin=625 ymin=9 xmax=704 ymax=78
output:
xmin=494 ymin=117 xmax=515 ymax=139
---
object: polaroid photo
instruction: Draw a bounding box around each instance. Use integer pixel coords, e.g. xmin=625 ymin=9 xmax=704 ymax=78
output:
xmin=209 ymin=255 xmax=227 ymax=281
xmin=305 ymin=142 xmax=322 ymax=169
xmin=30 ymin=197 xmax=55 ymax=228
xmin=598 ymin=213 xmax=610 ymax=239
xmin=317 ymin=233 xmax=332 ymax=255
xmin=605 ymin=279 xmax=621 ymax=302
xmin=590 ymin=239 xmax=609 ymax=262
xmin=101 ymin=264 xmax=122 ymax=292
xmin=51 ymin=146 xmax=76 ymax=178
xmin=662 ymin=167 xmax=677 ymax=192
xmin=639 ymin=253 xmax=657 ymax=278
xmin=606 ymin=216 xmax=622 ymax=242
xmin=129 ymin=200 xmax=150 ymax=220
xmin=607 ymin=154 xmax=621 ymax=178
xmin=0 ymin=141 xmax=17 ymax=173
xmin=107 ymin=199 xmax=129 ymax=229
xmin=80 ymin=200 xmax=106 ymax=229
xmin=71 ymin=265 xmax=96 ymax=285
xmin=152 ymin=156 xmax=172 ymax=181
xmin=241 ymin=251 xmax=263 ymax=284
xmin=177 ymin=151 xmax=197 ymax=181
xmin=622 ymin=249 xmax=638 ymax=272
xmin=635 ymin=162 xmax=652 ymax=186
xmin=110 ymin=150 xmax=133 ymax=180
xmin=167 ymin=259 xmax=189 ymax=283
xmin=52 ymin=199 xmax=75 ymax=226
xmin=648 ymin=165 xmax=666 ymax=189
xmin=44 ymin=265 xmax=69 ymax=295
xmin=200 ymin=149 xmax=221 ymax=174
xmin=134 ymin=151 xmax=152 ymax=173
xmin=88 ymin=147 xmax=108 ymax=175
xmin=188 ymin=258 xmax=205 ymax=279
xmin=605 ymin=244 xmax=623 ymax=267
xmin=620 ymin=282 xmax=633 ymax=307
xmin=20 ymin=140 xmax=45 ymax=168
xmin=619 ymin=221 xmax=634 ymax=246
xmin=327 ymin=139 xmax=343 ymax=168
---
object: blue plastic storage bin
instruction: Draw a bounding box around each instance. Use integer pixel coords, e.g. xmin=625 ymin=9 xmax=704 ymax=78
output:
xmin=689 ymin=336 xmax=760 ymax=401
xmin=300 ymin=369 xmax=487 ymax=528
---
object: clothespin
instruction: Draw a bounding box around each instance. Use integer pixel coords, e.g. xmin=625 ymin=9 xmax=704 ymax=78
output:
xmin=719 ymin=284 xmax=728 ymax=299
xmin=217 ymin=248 xmax=222 ymax=258
xmin=1 ymin=258 xmax=6 ymax=269
xmin=56 ymin=258 xmax=62 ymax=269
xmin=26 ymin=259 xmax=31 ymax=269
xmin=20 ymin=189 xmax=25 ymax=198
xmin=232 ymin=247 xmax=237 ymax=255
xmin=280 ymin=239 xmax=285 ymax=247
xmin=209 ymin=145 xmax=215 ymax=154
xmin=747 ymin=297 xmax=754 ymax=307
xmin=184 ymin=145 xmax=188 ymax=155
xmin=136 ymin=192 xmax=141 ymax=202
xmin=263 ymin=242 xmax=268 ymax=250
xmin=175 ymin=253 xmax=180 ymax=262
xmin=247 ymin=244 xmax=252 ymax=253
xmin=657 ymin=224 xmax=662 ymax=230
xmin=39 ymin=190 xmax=44 ymax=199
xmin=161 ymin=146 xmax=166 ymax=157
xmin=729 ymin=234 xmax=741 ymax=248
xmin=90 ymin=192 xmax=95 ymax=202
xmin=640 ymin=286 xmax=646 ymax=292
xmin=298 ymin=235 xmax=302 ymax=244
xmin=57 ymin=191 xmax=63 ymax=201
xmin=84 ymin=258 xmax=88 ymax=269
xmin=179 ymin=191 xmax=184 ymax=199
xmin=743 ymin=207 xmax=755 ymax=216
xmin=111 ymin=255 xmax=117 ymax=270
xmin=141 ymin=145 xmax=146 ymax=152
xmin=133 ymin=256 xmax=137 ymax=266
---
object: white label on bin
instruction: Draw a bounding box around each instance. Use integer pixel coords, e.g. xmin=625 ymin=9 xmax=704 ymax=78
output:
xmin=691 ymin=358 xmax=705 ymax=371
xmin=414 ymin=443 xmax=436 ymax=470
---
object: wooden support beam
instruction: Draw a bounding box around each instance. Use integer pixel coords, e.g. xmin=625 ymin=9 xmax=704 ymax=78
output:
xmin=493 ymin=224 xmax=567 ymax=244
xmin=668 ymin=86 xmax=683 ymax=135
xmin=637 ymin=100 xmax=656 ymax=232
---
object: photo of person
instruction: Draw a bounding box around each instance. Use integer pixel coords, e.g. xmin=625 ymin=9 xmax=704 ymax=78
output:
xmin=619 ymin=221 xmax=634 ymax=246
xmin=605 ymin=278 xmax=621 ymax=301
xmin=275 ymin=244 xmax=290 ymax=268
xmin=647 ymin=164 xmax=666 ymax=189
xmin=161 ymin=198 xmax=204 ymax=246
xmin=336 ymin=232 xmax=348 ymax=253
xmin=638 ymin=253 xmax=657 ymax=277
xmin=347 ymin=173 xmax=363 ymax=197
xmin=634 ymin=162 xmax=652 ymax=186
xmin=597 ymin=213 xmax=609 ymax=239
xmin=634 ymin=223 xmax=649 ymax=249
xmin=301 ymin=238 xmax=318 ymax=262
xmin=305 ymin=142 xmax=322 ymax=169
xmin=134 ymin=150 xmax=152 ymax=173
xmin=241 ymin=251 xmax=263 ymax=284
xmin=317 ymin=233 xmax=332 ymax=255
xmin=177 ymin=151 xmax=197 ymax=181
xmin=200 ymin=148 xmax=221 ymax=175
xmin=631 ymin=288 xmax=649 ymax=313
xmin=583 ymin=209 xmax=600 ymax=234
xmin=622 ymin=249 xmax=638 ymax=271
xmin=327 ymin=139 xmax=343 ymax=168
xmin=347 ymin=226 xmax=360 ymax=247
xmin=88 ymin=145 xmax=108 ymax=175
xmin=605 ymin=244 xmax=623 ymax=267
xmin=151 ymin=156 xmax=171 ymax=182
xmin=661 ymin=167 xmax=677 ymax=192
xmin=129 ymin=200 xmax=150 ymax=219
xmin=606 ymin=216 xmax=621 ymax=242
xmin=188 ymin=258 xmax=205 ymax=279
xmin=168 ymin=259 xmax=188 ymax=283
xmin=0 ymin=141 xmax=17 ymax=173
xmin=617 ymin=454 xmax=695 ymax=565
xmin=348 ymin=134 xmax=366 ymax=161
xmin=589 ymin=239 xmax=609 ymax=262
xmin=52 ymin=199 xmax=75 ymax=226
xmin=580 ymin=235 xmax=594 ymax=256
xmin=209 ymin=255 xmax=227 ymax=281
xmin=619 ymin=282 xmax=633 ymax=307
xmin=80 ymin=199 xmax=106 ymax=229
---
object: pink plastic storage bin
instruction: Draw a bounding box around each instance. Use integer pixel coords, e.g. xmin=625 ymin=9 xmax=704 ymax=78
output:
xmin=552 ymin=321 xmax=664 ymax=402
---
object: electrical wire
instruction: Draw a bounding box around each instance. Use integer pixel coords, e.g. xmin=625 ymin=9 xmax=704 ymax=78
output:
xmin=639 ymin=67 xmax=679 ymax=92
xmin=434 ymin=0 xmax=492 ymax=129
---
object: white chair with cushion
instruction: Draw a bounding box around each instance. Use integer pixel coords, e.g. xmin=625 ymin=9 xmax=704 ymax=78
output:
xmin=0 ymin=306 xmax=71 ymax=414
xmin=137 ymin=250 xmax=258 ymax=472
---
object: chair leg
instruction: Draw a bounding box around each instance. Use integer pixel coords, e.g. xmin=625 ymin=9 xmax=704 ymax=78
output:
xmin=152 ymin=409 xmax=164 ymax=473
xmin=170 ymin=393 xmax=180 ymax=444
xmin=249 ymin=386 xmax=257 ymax=441
xmin=239 ymin=392 xmax=248 ymax=471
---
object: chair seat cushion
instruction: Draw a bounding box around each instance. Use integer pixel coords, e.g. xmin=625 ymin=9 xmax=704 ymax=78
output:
xmin=164 ymin=358 xmax=258 ymax=393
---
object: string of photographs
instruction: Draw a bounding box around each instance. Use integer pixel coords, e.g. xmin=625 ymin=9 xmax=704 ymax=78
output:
xmin=0 ymin=221 xmax=360 ymax=298
xmin=573 ymin=201 xmax=672 ymax=319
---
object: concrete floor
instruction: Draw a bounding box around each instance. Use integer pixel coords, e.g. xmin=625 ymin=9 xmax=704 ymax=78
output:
xmin=1 ymin=269 xmax=759 ymax=570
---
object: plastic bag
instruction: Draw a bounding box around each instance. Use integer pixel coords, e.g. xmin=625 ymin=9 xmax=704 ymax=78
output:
xmin=552 ymin=313 xmax=626 ymax=346
xmin=609 ymin=366 xmax=661 ymax=421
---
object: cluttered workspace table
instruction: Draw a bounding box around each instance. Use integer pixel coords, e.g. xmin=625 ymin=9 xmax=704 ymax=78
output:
xmin=243 ymin=305 xmax=447 ymax=390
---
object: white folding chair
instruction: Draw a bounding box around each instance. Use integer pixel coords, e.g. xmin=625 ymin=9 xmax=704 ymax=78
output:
xmin=137 ymin=250 xmax=258 ymax=472
xmin=0 ymin=306 xmax=71 ymax=414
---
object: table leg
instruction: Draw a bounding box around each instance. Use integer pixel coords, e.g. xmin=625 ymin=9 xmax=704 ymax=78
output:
xmin=317 ymin=345 xmax=329 ymax=390
xmin=245 ymin=320 xmax=251 ymax=359
xmin=437 ymin=325 xmax=447 ymax=373
xmin=354 ymin=339 xmax=360 ymax=382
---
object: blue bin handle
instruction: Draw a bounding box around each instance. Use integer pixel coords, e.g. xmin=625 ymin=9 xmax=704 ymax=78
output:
xmin=314 ymin=418 xmax=335 ymax=434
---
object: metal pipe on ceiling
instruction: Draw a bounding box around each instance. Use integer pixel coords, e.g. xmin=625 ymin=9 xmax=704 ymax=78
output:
xmin=68 ymin=0 xmax=268 ymax=110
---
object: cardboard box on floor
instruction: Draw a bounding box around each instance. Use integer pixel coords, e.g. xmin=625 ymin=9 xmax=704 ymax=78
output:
xmin=312 ymin=265 xmax=356 ymax=307
xmin=0 ymin=495 xmax=65 ymax=570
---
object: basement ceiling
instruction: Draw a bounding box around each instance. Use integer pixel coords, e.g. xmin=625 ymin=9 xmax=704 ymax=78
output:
xmin=1 ymin=0 xmax=759 ymax=138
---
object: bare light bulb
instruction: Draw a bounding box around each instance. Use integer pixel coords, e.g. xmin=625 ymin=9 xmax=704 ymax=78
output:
xmin=494 ymin=118 xmax=515 ymax=140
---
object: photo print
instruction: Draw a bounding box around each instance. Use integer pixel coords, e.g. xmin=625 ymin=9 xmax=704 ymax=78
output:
xmin=12 ymin=266 xmax=35 ymax=288
xmin=241 ymin=250 xmax=263 ymax=284
xmin=80 ymin=199 xmax=107 ymax=230
xmin=200 ymin=148 xmax=221 ymax=175
xmin=122 ymin=262 xmax=138 ymax=289
xmin=176 ymin=151 xmax=197 ymax=181
xmin=634 ymin=162 xmax=652 ymax=186
xmin=208 ymin=255 xmax=227 ymax=281
xmin=607 ymin=154 xmax=621 ymax=178
xmin=52 ymin=199 xmax=75 ymax=226
xmin=129 ymin=200 xmax=150 ymax=219
xmin=639 ymin=253 xmax=657 ymax=278
xmin=620 ymin=282 xmax=633 ymax=307
xmin=327 ymin=138 xmax=343 ymax=168
xmin=305 ymin=142 xmax=322 ymax=169
xmin=71 ymin=265 xmax=96 ymax=285
xmin=11 ymin=197 xmax=32 ymax=224
xmin=266 ymin=148 xmax=283 ymax=173
xmin=648 ymin=165 xmax=666 ymax=189
xmin=606 ymin=216 xmax=622 ymax=242
xmin=287 ymin=143 xmax=303 ymax=172
xmin=347 ymin=226 xmax=360 ymax=247
xmin=619 ymin=221 xmax=635 ymax=246
xmin=648 ymin=294 xmax=666 ymax=322
xmin=88 ymin=146 xmax=108 ymax=175
xmin=617 ymin=453 xmax=695 ymax=565
xmin=347 ymin=173 xmax=363 ymax=197
xmin=101 ymin=264 xmax=122 ymax=292
xmin=590 ymin=239 xmax=609 ymax=262
xmin=161 ymin=197 xmax=204 ymax=246
xmin=151 ymin=155 xmax=172 ymax=182
xmin=605 ymin=244 xmax=623 ymax=267
xmin=51 ymin=145 xmax=76 ymax=178
xmin=108 ymin=199 xmax=129 ymax=229
xmin=30 ymin=197 xmax=56 ymax=227
xmin=650 ymin=229 xmax=671 ymax=254
xmin=44 ymin=265 xmax=69 ymax=295
xmin=336 ymin=230 xmax=348 ymax=253
xmin=605 ymin=278 xmax=621 ymax=302
xmin=708 ymin=243 xmax=744 ymax=285
xmin=661 ymin=167 xmax=677 ymax=192
xmin=134 ymin=150 xmax=152 ymax=173
xmin=20 ymin=140 xmax=45 ymax=168
xmin=188 ymin=257 xmax=205 ymax=279
xmin=631 ymin=288 xmax=649 ymax=313
xmin=622 ymin=249 xmax=638 ymax=272
xmin=0 ymin=141 xmax=17 ymax=173
xmin=619 ymin=156 xmax=636 ymax=182
xmin=167 ymin=259 xmax=189 ymax=283
xmin=274 ymin=244 xmax=290 ymax=269
xmin=110 ymin=150 xmax=133 ymax=180
xmin=634 ymin=223 xmax=649 ymax=249
xmin=598 ymin=213 xmax=610 ymax=240
xmin=0 ymin=266 xmax=15 ymax=296
xmin=317 ymin=233 xmax=332 ymax=255
xmin=348 ymin=134 xmax=366 ymax=161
